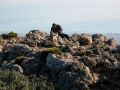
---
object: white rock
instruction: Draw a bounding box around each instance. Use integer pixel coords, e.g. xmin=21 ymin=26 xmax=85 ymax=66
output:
xmin=46 ymin=53 xmax=73 ymax=71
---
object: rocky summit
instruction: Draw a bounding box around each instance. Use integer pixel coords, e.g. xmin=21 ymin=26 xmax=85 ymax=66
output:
xmin=0 ymin=30 xmax=120 ymax=90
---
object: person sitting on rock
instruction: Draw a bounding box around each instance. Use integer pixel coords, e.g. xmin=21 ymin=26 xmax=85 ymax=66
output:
xmin=50 ymin=23 xmax=70 ymax=41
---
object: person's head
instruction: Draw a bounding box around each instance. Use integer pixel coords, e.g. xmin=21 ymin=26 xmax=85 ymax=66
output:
xmin=52 ymin=23 xmax=56 ymax=27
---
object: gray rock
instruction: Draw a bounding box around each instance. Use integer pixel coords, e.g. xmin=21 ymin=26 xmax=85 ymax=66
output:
xmin=1 ymin=64 xmax=23 ymax=73
xmin=79 ymin=34 xmax=92 ymax=45
xmin=80 ymin=56 xmax=97 ymax=69
xmin=57 ymin=64 xmax=93 ymax=90
xmin=44 ymin=39 xmax=60 ymax=47
xmin=3 ymin=44 xmax=31 ymax=61
xmin=71 ymin=34 xmax=80 ymax=42
xmin=46 ymin=53 xmax=73 ymax=72
xmin=92 ymin=47 xmax=103 ymax=55
xmin=92 ymin=34 xmax=108 ymax=42
xmin=57 ymin=72 xmax=75 ymax=90
xmin=26 ymin=30 xmax=49 ymax=41
xmin=21 ymin=58 xmax=40 ymax=75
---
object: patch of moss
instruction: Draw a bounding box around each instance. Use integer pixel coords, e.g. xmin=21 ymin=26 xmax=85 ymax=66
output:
xmin=43 ymin=47 xmax=62 ymax=54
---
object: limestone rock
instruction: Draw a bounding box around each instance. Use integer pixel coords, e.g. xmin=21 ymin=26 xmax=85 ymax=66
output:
xmin=46 ymin=53 xmax=73 ymax=71
xmin=26 ymin=30 xmax=49 ymax=41
xmin=2 ymin=44 xmax=31 ymax=61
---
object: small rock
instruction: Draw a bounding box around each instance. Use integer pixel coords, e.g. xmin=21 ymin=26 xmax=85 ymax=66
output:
xmin=92 ymin=34 xmax=107 ymax=42
xmin=71 ymin=33 xmax=80 ymax=42
xmin=80 ymin=56 xmax=97 ymax=69
xmin=2 ymin=44 xmax=31 ymax=61
xmin=79 ymin=34 xmax=92 ymax=45
xmin=107 ymin=38 xmax=117 ymax=47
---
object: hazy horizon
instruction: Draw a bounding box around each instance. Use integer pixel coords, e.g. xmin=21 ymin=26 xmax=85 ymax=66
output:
xmin=0 ymin=0 xmax=120 ymax=34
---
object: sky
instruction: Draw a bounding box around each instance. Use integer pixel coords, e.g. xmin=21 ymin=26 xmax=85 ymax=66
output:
xmin=0 ymin=0 xmax=120 ymax=34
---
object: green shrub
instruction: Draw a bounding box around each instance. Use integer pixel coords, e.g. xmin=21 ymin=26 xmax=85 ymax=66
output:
xmin=2 ymin=31 xmax=18 ymax=39
xmin=0 ymin=71 xmax=29 ymax=90
xmin=43 ymin=47 xmax=62 ymax=54
xmin=0 ymin=71 xmax=55 ymax=90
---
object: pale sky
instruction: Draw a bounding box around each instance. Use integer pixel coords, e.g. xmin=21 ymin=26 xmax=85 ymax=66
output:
xmin=0 ymin=0 xmax=120 ymax=34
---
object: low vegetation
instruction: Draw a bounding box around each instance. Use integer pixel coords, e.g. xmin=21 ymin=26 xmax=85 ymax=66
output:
xmin=43 ymin=47 xmax=62 ymax=54
xmin=0 ymin=71 xmax=55 ymax=90
xmin=2 ymin=31 xmax=18 ymax=39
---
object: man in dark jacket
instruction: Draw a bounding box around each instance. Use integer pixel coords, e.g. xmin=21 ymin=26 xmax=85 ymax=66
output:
xmin=50 ymin=23 xmax=70 ymax=41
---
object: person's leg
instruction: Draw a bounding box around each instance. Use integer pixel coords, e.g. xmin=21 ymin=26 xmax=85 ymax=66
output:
xmin=59 ymin=33 xmax=71 ymax=41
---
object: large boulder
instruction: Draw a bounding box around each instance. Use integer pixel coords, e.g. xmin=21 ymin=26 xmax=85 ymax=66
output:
xmin=2 ymin=44 xmax=31 ymax=61
xmin=57 ymin=63 xmax=95 ymax=90
xmin=21 ymin=58 xmax=40 ymax=75
xmin=79 ymin=34 xmax=92 ymax=45
xmin=46 ymin=53 xmax=73 ymax=72
xmin=25 ymin=30 xmax=49 ymax=47
xmin=1 ymin=64 xmax=23 ymax=73
xmin=26 ymin=30 xmax=49 ymax=41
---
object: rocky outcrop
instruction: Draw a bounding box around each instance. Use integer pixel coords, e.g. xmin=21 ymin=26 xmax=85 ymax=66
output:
xmin=0 ymin=30 xmax=120 ymax=90
xmin=26 ymin=30 xmax=49 ymax=41
xmin=79 ymin=34 xmax=92 ymax=45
